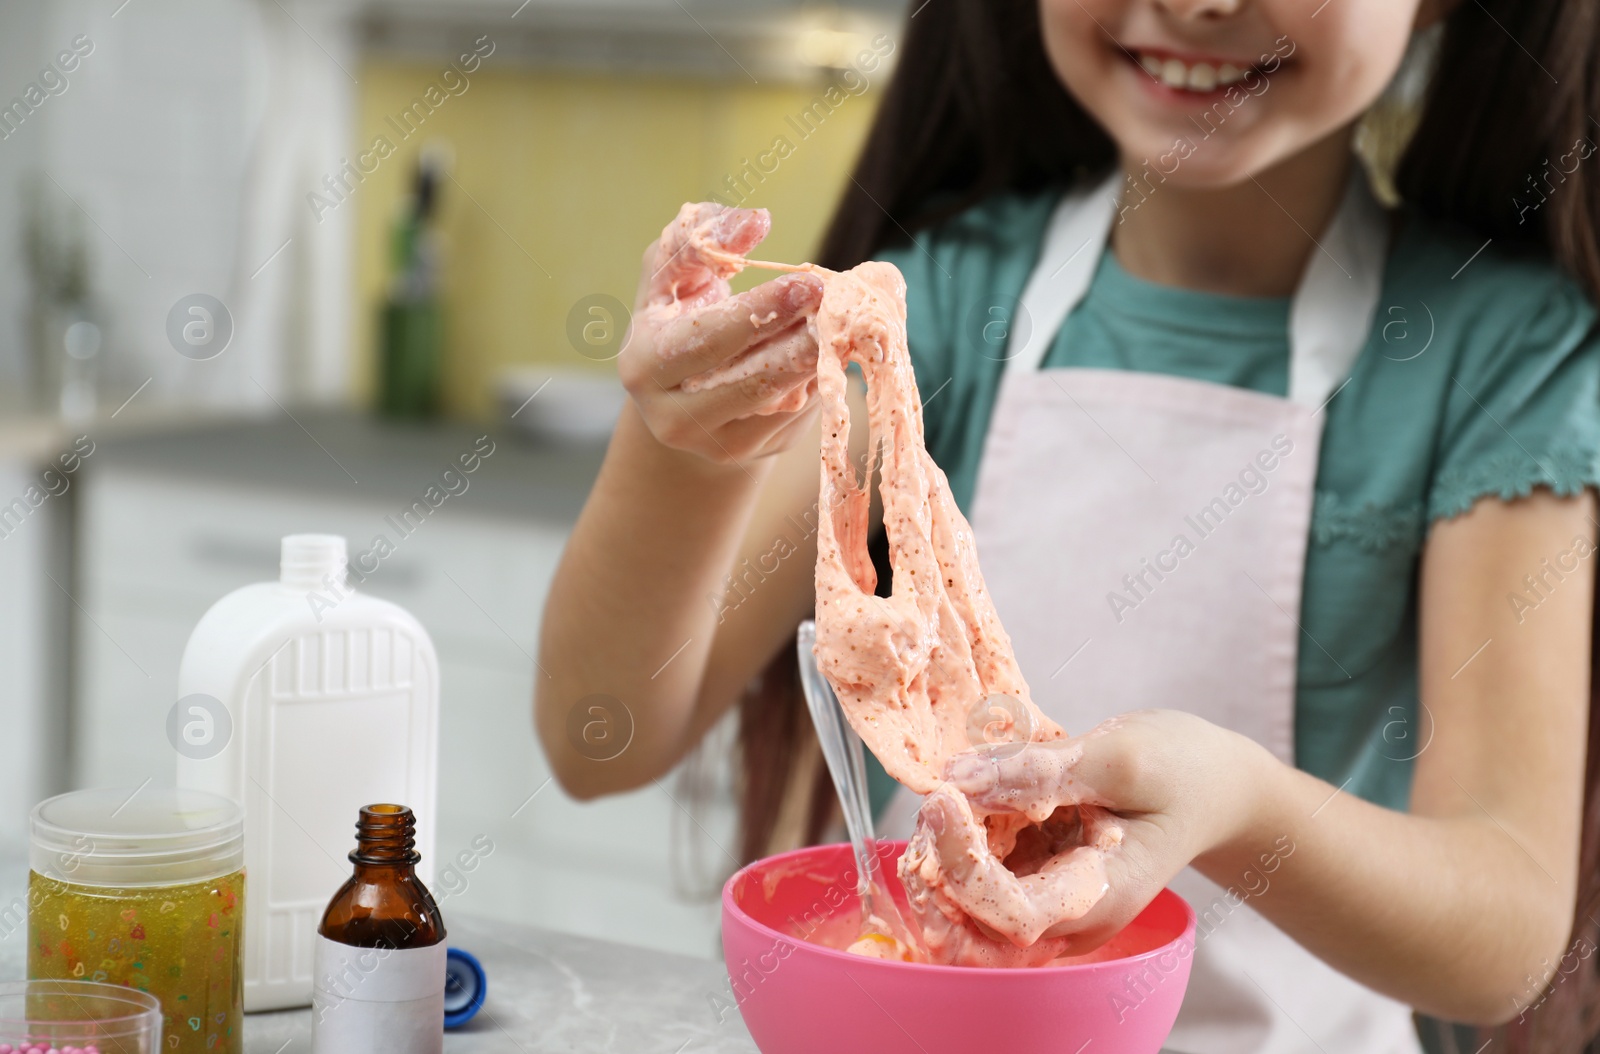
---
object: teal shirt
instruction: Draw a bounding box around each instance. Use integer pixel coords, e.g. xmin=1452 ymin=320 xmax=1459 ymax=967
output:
xmin=867 ymin=188 xmax=1600 ymax=814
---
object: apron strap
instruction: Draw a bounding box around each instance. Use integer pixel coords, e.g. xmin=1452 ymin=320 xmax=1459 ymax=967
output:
xmin=1004 ymin=171 xmax=1122 ymax=375
xmin=1003 ymin=164 xmax=1390 ymax=411
xmin=1287 ymin=172 xmax=1388 ymax=409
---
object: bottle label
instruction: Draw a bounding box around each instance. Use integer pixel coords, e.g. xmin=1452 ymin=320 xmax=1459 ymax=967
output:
xmin=311 ymin=936 xmax=445 ymax=1053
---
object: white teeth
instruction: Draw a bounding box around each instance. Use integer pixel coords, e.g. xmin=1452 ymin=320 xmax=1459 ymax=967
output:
xmin=1187 ymin=62 xmax=1216 ymax=91
xmin=1138 ymin=52 xmax=1253 ymax=91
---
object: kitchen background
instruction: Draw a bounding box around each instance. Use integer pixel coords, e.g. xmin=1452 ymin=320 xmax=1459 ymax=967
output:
xmin=0 ymin=0 xmax=900 ymax=959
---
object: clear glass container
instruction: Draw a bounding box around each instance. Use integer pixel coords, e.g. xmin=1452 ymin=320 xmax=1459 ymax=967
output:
xmin=27 ymin=788 xmax=245 ymax=1054
xmin=0 ymin=978 xmax=163 ymax=1053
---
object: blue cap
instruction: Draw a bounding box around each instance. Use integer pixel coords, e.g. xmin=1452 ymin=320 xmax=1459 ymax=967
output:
xmin=444 ymin=947 xmax=487 ymax=1029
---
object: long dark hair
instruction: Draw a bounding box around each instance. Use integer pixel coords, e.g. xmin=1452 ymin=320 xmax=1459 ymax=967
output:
xmin=738 ymin=1 xmax=1600 ymax=1048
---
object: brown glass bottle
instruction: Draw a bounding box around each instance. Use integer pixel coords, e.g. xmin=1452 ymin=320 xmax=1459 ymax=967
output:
xmin=319 ymin=804 xmax=446 ymax=949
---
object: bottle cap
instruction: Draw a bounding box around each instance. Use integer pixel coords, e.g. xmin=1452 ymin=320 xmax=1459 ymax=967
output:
xmin=443 ymin=948 xmax=487 ymax=1029
xmin=280 ymin=534 xmax=348 ymax=592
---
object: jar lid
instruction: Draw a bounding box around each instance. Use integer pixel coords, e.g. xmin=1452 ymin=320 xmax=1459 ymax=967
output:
xmin=30 ymin=787 xmax=244 ymax=888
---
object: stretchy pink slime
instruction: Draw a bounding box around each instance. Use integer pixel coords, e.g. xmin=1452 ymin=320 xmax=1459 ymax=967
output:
xmin=663 ymin=202 xmax=1121 ymax=967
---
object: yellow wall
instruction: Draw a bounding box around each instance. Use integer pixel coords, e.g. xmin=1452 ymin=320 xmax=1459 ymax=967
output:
xmin=352 ymin=63 xmax=881 ymax=419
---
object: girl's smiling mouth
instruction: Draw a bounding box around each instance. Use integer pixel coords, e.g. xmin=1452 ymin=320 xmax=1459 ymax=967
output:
xmin=1123 ymin=46 xmax=1288 ymax=105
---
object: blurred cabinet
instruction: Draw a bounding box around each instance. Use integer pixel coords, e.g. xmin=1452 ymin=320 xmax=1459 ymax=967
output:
xmin=0 ymin=460 xmax=70 ymax=848
xmin=74 ymin=463 xmax=737 ymax=958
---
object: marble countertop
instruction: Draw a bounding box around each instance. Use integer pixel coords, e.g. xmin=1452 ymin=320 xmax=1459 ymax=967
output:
xmin=241 ymin=914 xmax=761 ymax=1053
xmin=0 ymin=876 xmax=757 ymax=1051
xmin=1 ymin=913 xmax=759 ymax=1052
xmin=0 ymin=846 xmax=756 ymax=1052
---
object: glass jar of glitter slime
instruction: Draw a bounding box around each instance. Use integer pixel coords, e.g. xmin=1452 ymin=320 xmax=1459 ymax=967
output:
xmin=27 ymin=789 xmax=245 ymax=1054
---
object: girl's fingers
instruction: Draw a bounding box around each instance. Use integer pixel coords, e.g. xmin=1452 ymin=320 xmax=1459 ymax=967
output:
xmin=645 ymin=202 xmax=771 ymax=307
xmin=748 ymin=397 xmax=821 ymax=460
xmin=946 ymin=740 xmax=1095 ymax=821
xmin=622 ymin=203 xmax=826 ymax=466
xmin=677 ymin=324 xmax=820 ymax=416
xmin=641 ymin=398 xmax=816 ymax=467
xmin=649 ymin=275 xmax=823 ymax=388
xmin=919 ymin=788 xmax=983 ymax=883
xmin=1036 ymin=812 xmax=1169 ymax=953
xmin=631 ymin=370 xmax=816 ymax=466
xmin=696 ymin=402 xmax=818 ymax=464
xmin=913 ymin=789 xmax=1111 ymax=946
xmin=682 ymin=315 xmax=820 ymax=396
xmin=915 ymin=713 xmax=1212 ymax=962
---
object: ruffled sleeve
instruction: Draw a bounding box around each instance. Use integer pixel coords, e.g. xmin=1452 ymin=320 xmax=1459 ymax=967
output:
xmin=1428 ymin=277 xmax=1600 ymax=522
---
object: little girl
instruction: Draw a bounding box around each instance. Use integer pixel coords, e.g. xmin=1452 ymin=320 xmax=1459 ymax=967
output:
xmin=537 ymin=1 xmax=1600 ymax=1051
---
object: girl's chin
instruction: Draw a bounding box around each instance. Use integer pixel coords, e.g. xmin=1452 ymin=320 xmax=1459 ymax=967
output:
xmin=1105 ymin=134 xmax=1282 ymax=193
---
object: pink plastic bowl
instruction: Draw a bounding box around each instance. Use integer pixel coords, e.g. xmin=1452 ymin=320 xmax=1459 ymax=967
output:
xmin=721 ymin=841 xmax=1195 ymax=1054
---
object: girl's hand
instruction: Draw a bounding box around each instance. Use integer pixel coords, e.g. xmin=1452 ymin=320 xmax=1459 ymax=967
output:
xmin=902 ymin=710 xmax=1269 ymax=962
xmin=620 ymin=202 xmax=826 ymax=467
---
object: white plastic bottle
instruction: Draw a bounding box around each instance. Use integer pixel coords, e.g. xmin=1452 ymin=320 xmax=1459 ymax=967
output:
xmin=177 ymin=534 xmax=440 ymax=1012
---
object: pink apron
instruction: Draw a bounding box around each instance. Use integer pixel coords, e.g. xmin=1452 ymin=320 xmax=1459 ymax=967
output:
xmin=884 ymin=170 xmax=1424 ymax=1053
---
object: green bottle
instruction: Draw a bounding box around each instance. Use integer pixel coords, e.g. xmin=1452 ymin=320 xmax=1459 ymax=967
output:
xmin=378 ymin=153 xmax=445 ymax=419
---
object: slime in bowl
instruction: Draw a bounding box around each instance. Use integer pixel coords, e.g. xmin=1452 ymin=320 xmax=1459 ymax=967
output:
xmin=721 ymin=843 xmax=1195 ymax=1054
